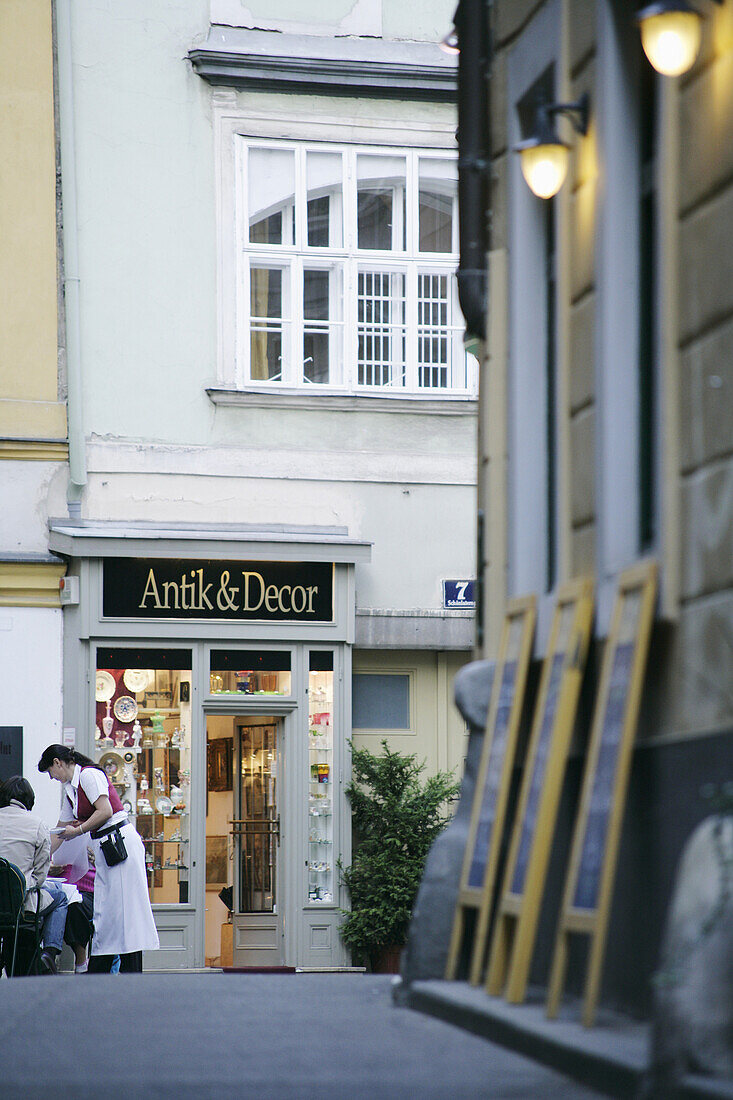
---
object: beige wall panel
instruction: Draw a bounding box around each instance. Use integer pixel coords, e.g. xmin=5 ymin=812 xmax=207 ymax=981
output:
xmin=495 ymin=0 xmax=545 ymax=46
xmin=569 ymin=180 xmax=596 ymax=301
xmin=680 ymin=460 xmax=733 ymax=600
xmin=679 ymin=184 xmax=733 ymax=345
xmin=679 ymin=317 xmax=733 ymax=474
xmin=568 ymin=0 xmax=595 ymax=74
xmin=491 ymin=153 xmax=509 ymax=251
xmin=679 ymin=47 xmax=733 ymax=213
xmin=491 ymin=47 xmax=508 ymax=156
xmin=571 ymin=522 xmax=595 ymax=577
xmin=690 ymin=3 xmax=733 ymax=73
xmin=0 ymin=0 xmax=59 ymax=416
xmin=569 ymin=291 xmax=595 ymax=413
xmin=569 ymin=60 xmax=596 ymax=191
xmin=352 ymin=649 xmax=470 ymax=784
xmin=643 ymin=589 xmax=733 ymax=742
xmin=569 ymin=406 xmax=595 ymax=527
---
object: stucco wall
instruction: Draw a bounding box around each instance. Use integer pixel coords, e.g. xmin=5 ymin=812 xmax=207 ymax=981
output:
xmin=0 ymin=0 xmax=65 ymax=440
xmin=64 ymin=0 xmax=475 ymax=623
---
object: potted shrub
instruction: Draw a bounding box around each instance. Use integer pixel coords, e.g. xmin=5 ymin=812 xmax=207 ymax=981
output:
xmin=339 ymin=739 xmax=459 ymax=972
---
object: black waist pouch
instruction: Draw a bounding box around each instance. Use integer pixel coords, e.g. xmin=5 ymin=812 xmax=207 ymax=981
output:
xmin=99 ymin=827 xmax=128 ymax=867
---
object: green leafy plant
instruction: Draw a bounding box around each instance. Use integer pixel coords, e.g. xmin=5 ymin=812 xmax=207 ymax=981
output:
xmin=339 ymin=739 xmax=459 ymax=968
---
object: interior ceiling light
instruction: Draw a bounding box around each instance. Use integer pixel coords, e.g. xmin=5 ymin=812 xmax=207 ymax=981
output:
xmin=515 ymin=93 xmax=589 ymax=200
xmin=637 ymin=0 xmax=723 ymax=76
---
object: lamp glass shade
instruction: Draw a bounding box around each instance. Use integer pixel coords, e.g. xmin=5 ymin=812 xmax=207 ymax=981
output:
xmin=639 ymin=9 xmax=702 ymax=76
xmin=519 ymin=142 xmax=569 ymax=199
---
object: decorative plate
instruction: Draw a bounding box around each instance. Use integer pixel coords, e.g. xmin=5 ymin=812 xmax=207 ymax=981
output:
xmin=95 ymin=670 xmax=116 ymax=703
xmin=113 ymin=695 xmax=138 ymax=723
xmin=123 ymin=668 xmax=152 ymax=693
xmin=99 ymin=751 xmax=124 ymax=783
xmin=156 ymin=795 xmax=173 ymax=815
xmin=122 ymin=799 xmax=133 ymax=814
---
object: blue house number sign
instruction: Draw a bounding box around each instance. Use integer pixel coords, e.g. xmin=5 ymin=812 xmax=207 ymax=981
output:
xmin=443 ymin=580 xmax=476 ymax=610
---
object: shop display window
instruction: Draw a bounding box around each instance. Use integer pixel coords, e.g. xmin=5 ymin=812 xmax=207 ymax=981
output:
xmin=307 ymin=651 xmax=334 ymax=904
xmin=209 ymin=649 xmax=291 ymax=696
xmin=95 ymin=648 xmax=192 ymax=905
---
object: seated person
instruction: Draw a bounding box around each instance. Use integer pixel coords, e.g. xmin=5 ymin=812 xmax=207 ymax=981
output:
xmin=49 ymin=860 xmax=95 ymax=974
xmin=0 ymin=776 xmax=69 ymax=974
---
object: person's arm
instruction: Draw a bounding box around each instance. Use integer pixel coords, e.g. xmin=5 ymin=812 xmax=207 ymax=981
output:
xmin=59 ymin=768 xmax=113 ymax=841
xmin=63 ymin=794 xmax=112 ymax=841
xmin=31 ymin=824 xmax=51 ymax=890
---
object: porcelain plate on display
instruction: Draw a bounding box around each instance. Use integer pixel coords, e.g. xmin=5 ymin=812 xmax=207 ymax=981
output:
xmin=156 ymin=795 xmax=173 ymax=815
xmin=123 ymin=668 xmax=152 ymax=694
xmin=99 ymin=751 xmax=124 ymax=783
xmin=113 ymin=695 xmax=138 ymax=723
xmin=95 ymin=670 xmax=116 ymax=703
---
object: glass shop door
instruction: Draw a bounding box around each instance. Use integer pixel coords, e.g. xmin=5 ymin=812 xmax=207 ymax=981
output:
xmin=231 ymin=719 xmax=283 ymax=965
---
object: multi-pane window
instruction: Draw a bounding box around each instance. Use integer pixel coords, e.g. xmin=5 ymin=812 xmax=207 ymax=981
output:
xmin=237 ymin=141 xmax=475 ymax=395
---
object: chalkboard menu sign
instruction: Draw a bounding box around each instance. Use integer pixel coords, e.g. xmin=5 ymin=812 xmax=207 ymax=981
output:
xmin=546 ymin=561 xmax=657 ymax=1027
xmin=511 ymin=651 xmax=566 ymax=896
xmin=446 ymin=596 xmax=536 ymax=984
xmin=486 ymin=578 xmax=594 ymax=1005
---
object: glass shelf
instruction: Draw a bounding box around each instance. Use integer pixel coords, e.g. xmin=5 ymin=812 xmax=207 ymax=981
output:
xmin=307 ymin=655 xmax=334 ymax=905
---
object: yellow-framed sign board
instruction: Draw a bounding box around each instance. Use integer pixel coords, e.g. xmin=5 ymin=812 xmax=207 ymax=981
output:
xmin=546 ymin=560 xmax=657 ymax=1027
xmin=445 ymin=595 xmax=536 ymax=984
xmin=486 ymin=577 xmax=594 ymax=1004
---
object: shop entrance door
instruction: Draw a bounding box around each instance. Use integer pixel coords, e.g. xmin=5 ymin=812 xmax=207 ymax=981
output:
xmin=231 ymin=720 xmax=283 ymax=965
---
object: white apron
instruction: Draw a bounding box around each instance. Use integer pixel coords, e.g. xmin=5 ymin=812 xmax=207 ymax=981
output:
xmin=90 ymin=821 xmax=159 ymax=956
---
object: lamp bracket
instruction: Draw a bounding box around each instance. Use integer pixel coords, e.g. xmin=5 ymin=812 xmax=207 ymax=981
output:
xmin=546 ymin=92 xmax=590 ymax=137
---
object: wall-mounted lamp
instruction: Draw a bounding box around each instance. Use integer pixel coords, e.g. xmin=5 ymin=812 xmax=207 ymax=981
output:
xmin=439 ymin=28 xmax=459 ymax=55
xmin=514 ymin=93 xmax=590 ymax=199
xmin=637 ymin=0 xmax=722 ymax=77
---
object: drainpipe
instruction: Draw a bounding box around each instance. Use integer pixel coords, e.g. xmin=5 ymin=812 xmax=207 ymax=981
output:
xmin=55 ymin=0 xmax=86 ymax=518
xmin=455 ymin=0 xmax=491 ymax=343
xmin=454 ymin=0 xmax=492 ymax=649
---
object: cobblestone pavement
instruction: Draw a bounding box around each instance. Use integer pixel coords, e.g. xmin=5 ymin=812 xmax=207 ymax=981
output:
xmin=0 ymin=972 xmax=604 ymax=1098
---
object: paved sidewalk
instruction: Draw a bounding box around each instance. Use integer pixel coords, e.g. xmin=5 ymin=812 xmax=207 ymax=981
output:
xmin=398 ymin=979 xmax=733 ymax=1100
xmin=0 ymin=972 xmax=603 ymax=1098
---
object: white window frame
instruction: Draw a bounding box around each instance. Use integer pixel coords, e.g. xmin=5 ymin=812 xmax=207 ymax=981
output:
xmin=214 ymin=105 xmax=475 ymax=400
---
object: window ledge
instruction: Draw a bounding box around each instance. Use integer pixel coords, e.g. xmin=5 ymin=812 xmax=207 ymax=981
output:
xmin=206 ymin=386 xmax=478 ymax=417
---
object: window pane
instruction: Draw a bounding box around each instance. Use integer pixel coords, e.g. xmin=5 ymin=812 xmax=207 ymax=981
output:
xmin=418 ymin=273 xmax=449 ymax=388
xmin=352 ymin=673 xmax=410 ymax=729
xmin=357 ymin=270 xmax=405 ymax=387
xmin=303 ymin=268 xmax=341 ymax=385
xmin=304 ymin=269 xmax=329 ymax=321
xmin=210 ymin=649 xmax=291 ymax=695
xmin=95 ymin=652 xmax=193 ymax=905
xmin=308 ymin=654 xmax=334 ymax=903
xmin=250 ymin=267 xmax=286 ymax=381
xmin=418 ymin=159 xmax=456 ymax=253
xmin=357 ymin=155 xmax=406 ymax=251
xmin=306 ymin=151 xmax=343 ymax=248
xmin=248 ymin=148 xmax=295 ymax=245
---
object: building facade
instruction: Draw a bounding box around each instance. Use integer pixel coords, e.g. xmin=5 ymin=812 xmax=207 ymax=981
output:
xmin=0 ymin=0 xmax=68 ymax=823
xmin=39 ymin=0 xmax=475 ymax=969
xmin=480 ymin=0 xmax=733 ymax=1014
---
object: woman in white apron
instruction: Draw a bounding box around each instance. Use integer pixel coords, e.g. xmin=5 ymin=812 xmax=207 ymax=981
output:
xmin=39 ymin=744 xmax=159 ymax=972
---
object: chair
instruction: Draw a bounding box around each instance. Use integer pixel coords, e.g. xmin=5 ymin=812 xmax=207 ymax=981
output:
xmin=0 ymin=857 xmax=43 ymax=977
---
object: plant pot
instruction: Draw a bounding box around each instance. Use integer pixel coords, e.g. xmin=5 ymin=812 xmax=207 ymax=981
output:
xmin=373 ymin=944 xmax=403 ymax=974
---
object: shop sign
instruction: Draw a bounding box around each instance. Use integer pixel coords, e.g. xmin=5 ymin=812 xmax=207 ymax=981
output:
xmin=443 ymin=580 xmax=476 ymax=610
xmin=103 ymin=558 xmax=334 ymax=622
